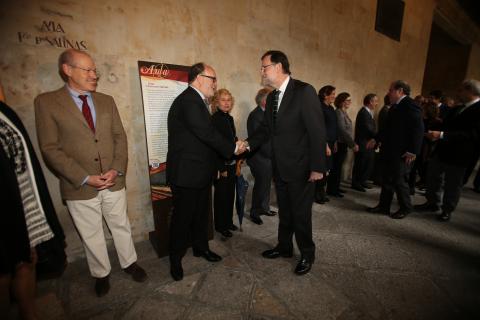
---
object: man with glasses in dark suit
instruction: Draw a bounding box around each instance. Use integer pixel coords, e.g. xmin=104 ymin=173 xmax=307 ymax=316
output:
xmin=246 ymin=50 xmax=326 ymax=275
xmin=167 ymin=62 xmax=246 ymax=281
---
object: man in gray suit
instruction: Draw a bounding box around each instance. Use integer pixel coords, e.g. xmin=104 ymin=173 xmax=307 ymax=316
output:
xmin=35 ymin=49 xmax=146 ymax=297
xmin=247 ymin=87 xmax=276 ymax=225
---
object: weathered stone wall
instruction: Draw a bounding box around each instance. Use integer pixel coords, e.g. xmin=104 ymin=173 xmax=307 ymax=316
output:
xmin=2 ymin=0 xmax=472 ymax=260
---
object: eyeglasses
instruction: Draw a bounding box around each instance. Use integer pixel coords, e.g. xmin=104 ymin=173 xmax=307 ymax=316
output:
xmin=200 ymin=74 xmax=217 ymax=82
xmin=260 ymin=63 xmax=277 ymax=71
xmin=69 ymin=65 xmax=100 ymax=76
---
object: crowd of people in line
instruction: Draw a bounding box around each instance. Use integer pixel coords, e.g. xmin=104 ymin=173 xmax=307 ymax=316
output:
xmin=1 ymin=48 xmax=479 ymax=319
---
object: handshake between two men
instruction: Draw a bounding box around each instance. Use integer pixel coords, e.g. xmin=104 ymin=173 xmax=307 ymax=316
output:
xmin=234 ymin=139 xmax=249 ymax=155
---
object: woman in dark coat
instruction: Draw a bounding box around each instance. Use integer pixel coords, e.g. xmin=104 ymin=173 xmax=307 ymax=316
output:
xmin=210 ymin=88 xmax=239 ymax=238
xmin=0 ymin=86 xmax=66 ymax=319
xmin=316 ymin=85 xmax=337 ymax=204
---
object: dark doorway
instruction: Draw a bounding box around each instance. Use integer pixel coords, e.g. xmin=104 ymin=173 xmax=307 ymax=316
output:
xmin=422 ymin=21 xmax=471 ymax=98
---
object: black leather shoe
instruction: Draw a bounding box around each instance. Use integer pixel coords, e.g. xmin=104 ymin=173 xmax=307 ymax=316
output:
xmin=94 ymin=276 xmax=110 ymax=297
xmin=219 ymin=230 xmax=233 ymax=237
xmin=314 ymin=196 xmax=329 ymax=204
xmin=414 ymin=202 xmax=440 ymax=212
xmin=262 ymin=248 xmax=293 ymax=259
xmin=366 ymin=205 xmax=389 ymax=215
xmin=327 ymin=192 xmax=344 ymax=198
xmin=338 ymin=188 xmax=347 ymax=194
xmin=437 ymin=211 xmax=451 ymax=222
xmin=260 ymin=210 xmax=276 ymax=216
xmin=351 ymin=185 xmax=366 ymax=192
xmin=390 ymin=209 xmax=411 ymax=219
xmin=361 ymin=183 xmax=372 ymax=189
xmin=294 ymin=258 xmax=313 ymax=275
xmin=123 ymin=262 xmax=147 ymax=282
xmin=473 ymin=187 xmax=480 ymax=194
xmin=250 ymin=215 xmax=263 ymax=225
xmin=229 ymin=224 xmax=238 ymax=231
xmin=170 ymin=260 xmax=183 ymax=281
xmin=193 ymin=249 xmax=222 ymax=262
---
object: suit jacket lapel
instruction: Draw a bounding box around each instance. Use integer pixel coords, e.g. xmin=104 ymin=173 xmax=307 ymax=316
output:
xmin=277 ymin=78 xmax=294 ymax=120
xmin=56 ymin=87 xmax=94 ymax=134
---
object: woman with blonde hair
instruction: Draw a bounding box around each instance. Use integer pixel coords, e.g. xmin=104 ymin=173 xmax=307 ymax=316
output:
xmin=210 ymin=88 xmax=239 ymax=238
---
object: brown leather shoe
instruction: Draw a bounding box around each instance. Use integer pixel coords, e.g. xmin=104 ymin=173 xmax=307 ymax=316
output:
xmin=123 ymin=262 xmax=148 ymax=282
xmin=95 ymin=275 xmax=110 ymax=297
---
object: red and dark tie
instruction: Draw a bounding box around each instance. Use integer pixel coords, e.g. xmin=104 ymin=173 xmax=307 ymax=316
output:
xmin=79 ymin=95 xmax=95 ymax=133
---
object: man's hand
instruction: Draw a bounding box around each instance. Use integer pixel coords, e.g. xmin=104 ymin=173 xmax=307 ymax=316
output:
xmin=366 ymin=139 xmax=376 ymax=150
xmin=220 ymin=171 xmax=228 ymax=178
xmin=402 ymin=152 xmax=416 ymax=165
xmin=308 ymin=171 xmax=324 ymax=182
xmin=101 ymin=169 xmax=119 ymax=184
xmin=235 ymin=140 xmax=248 ymax=155
xmin=353 ymin=144 xmax=359 ymax=152
xmin=326 ymin=144 xmax=331 ymax=157
xmin=87 ymin=175 xmax=115 ymax=190
xmin=426 ymin=130 xmax=441 ymax=141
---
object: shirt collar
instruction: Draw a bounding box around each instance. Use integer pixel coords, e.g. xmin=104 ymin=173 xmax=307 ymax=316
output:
xmin=66 ymin=84 xmax=91 ymax=99
xmin=190 ymin=85 xmax=206 ymax=101
xmin=465 ymin=97 xmax=480 ymax=108
xmin=277 ymin=76 xmax=290 ymax=93
xmin=396 ymin=95 xmax=407 ymax=104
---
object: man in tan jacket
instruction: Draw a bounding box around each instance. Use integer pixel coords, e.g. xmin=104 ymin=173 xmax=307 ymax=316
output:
xmin=35 ymin=49 xmax=146 ymax=297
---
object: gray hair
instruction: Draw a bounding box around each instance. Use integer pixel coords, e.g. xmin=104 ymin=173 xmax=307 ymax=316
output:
xmin=391 ymin=80 xmax=411 ymax=96
xmin=58 ymin=49 xmax=90 ymax=82
xmin=255 ymin=87 xmax=271 ymax=106
xmin=462 ymin=79 xmax=480 ymax=96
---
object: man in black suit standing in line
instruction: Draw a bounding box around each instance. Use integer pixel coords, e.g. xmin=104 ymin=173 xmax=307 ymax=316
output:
xmin=415 ymin=79 xmax=480 ymax=221
xmin=351 ymin=93 xmax=378 ymax=191
xmin=246 ymin=50 xmax=326 ymax=275
xmin=247 ymin=87 xmax=276 ymax=225
xmin=167 ymin=63 xmax=245 ymax=281
xmin=367 ymin=80 xmax=424 ymax=219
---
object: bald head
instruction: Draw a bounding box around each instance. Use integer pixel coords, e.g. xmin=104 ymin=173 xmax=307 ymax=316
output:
xmin=59 ymin=49 xmax=98 ymax=93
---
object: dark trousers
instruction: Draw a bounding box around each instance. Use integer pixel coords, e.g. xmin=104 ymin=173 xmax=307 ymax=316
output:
xmin=352 ymin=150 xmax=374 ymax=187
xmin=426 ymin=155 xmax=466 ymax=214
xmin=274 ymin=171 xmax=315 ymax=261
xmin=379 ymin=159 xmax=413 ymax=211
xmin=213 ymin=164 xmax=235 ymax=232
xmin=327 ymin=142 xmax=348 ymax=194
xmin=474 ymin=168 xmax=480 ymax=189
xmin=316 ymin=141 xmax=334 ymax=198
xmin=249 ymin=159 xmax=272 ymax=217
xmin=463 ymin=152 xmax=480 ymax=185
xmin=169 ymin=184 xmax=210 ymax=259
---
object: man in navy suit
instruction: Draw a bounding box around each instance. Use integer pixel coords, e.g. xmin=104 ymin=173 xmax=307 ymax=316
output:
xmin=415 ymin=79 xmax=480 ymax=221
xmin=367 ymin=80 xmax=424 ymax=219
xmin=351 ymin=93 xmax=378 ymax=191
xmin=246 ymin=50 xmax=326 ymax=275
xmin=166 ymin=63 xmax=245 ymax=281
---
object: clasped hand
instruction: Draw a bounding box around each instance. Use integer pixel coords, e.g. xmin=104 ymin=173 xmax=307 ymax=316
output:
xmin=87 ymin=169 xmax=118 ymax=190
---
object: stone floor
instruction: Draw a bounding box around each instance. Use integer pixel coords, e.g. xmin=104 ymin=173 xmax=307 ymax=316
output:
xmin=15 ymin=182 xmax=480 ymax=319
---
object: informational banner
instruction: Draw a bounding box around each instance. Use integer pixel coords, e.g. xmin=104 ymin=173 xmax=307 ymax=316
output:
xmin=138 ymin=61 xmax=189 ymax=201
xmin=138 ymin=60 xmax=190 ymax=257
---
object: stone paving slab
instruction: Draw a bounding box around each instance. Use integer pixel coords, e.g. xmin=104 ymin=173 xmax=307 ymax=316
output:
xmin=19 ymin=183 xmax=480 ymax=320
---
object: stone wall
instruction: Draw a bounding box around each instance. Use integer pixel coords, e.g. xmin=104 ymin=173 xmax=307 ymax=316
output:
xmin=1 ymin=0 xmax=473 ymax=260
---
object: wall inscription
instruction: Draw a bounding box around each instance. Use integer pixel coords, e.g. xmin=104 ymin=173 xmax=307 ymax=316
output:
xmin=17 ymin=20 xmax=87 ymax=50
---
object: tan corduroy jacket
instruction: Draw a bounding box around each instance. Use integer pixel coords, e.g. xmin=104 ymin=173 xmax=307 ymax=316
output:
xmin=34 ymin=86 xmax=127 ymax=200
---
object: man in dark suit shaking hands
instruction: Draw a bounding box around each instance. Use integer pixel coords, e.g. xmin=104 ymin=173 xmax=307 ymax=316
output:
xmin=167 ymin=63 xmax=246 ymax=281
xmin=415 ymin=79 xmax=480 ymax=221
xmin=246 ymin=50 xmax=326 ymax=275
xmin=367 ymin=80 xmax=424 ymax=219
